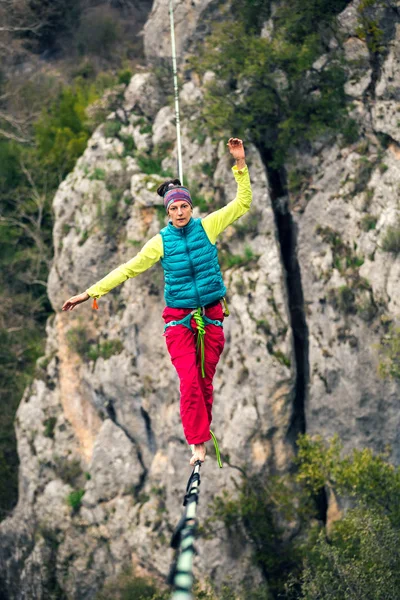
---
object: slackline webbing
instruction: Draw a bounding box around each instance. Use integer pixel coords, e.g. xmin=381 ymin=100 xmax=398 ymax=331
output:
xmin=168 ymin=461 xmax=201 ymax=599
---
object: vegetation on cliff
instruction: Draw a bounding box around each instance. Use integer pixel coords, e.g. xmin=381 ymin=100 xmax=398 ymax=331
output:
xmin=0 ymin=0 xmax=144 ymax=517
xmin=95 ymin=436 xmax=400 ymax=600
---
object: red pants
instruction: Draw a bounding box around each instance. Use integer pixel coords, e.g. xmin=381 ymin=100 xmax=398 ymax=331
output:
xmin=163 ymin=304 xmax=225 ymax=445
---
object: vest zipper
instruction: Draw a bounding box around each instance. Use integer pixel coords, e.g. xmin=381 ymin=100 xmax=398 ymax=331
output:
xmin=183 ymin=227 xmax=201 ymax=307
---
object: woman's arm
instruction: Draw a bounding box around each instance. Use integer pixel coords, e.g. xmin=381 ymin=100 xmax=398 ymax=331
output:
xmin=62 ymin=234 xmax=163 ymax=311
xmin=202 ymin=138 xmax=252 ymax=245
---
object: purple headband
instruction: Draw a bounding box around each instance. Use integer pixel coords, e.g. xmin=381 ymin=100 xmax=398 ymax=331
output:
xmin=163 ymin=186 xmax=193 ymax=211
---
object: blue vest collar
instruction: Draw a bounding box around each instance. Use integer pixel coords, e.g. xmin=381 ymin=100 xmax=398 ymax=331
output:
xmin=166 ymin=217 xmax=196 ymax=235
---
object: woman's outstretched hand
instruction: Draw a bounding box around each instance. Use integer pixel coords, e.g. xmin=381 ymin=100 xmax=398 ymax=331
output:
xmin=62 ymin=292 xmax=90 ymax=311
xmin=227 ymin=138 xmax=246 ymax=169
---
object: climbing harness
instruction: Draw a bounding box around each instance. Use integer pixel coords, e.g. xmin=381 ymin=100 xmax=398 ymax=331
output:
xmin=164 ymin=308 xmax=223 ymax=378
xmin=169 ymin=461 xmax=202 ymax=599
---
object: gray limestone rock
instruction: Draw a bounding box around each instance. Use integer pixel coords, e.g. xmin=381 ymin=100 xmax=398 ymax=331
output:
xmin=124 ymin=72 xmax=164 ymax=118
xmin=3 ymin=1 xmax=400 ymax=598
xmin=143 ymin=0 xmax=216 ymax=60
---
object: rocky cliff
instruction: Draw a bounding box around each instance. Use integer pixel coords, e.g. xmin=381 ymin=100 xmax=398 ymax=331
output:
xmin=1 ymin=1 xmax=400 ymax=598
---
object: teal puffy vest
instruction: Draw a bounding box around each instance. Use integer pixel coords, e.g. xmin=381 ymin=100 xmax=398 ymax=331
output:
xmin=160 ymin=218 xmax=226 ymax=308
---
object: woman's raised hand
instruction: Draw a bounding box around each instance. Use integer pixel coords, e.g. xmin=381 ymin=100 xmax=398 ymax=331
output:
xmin=62 ymin=291 xmax=90 ymax=311
xmin=227 ymin=137 xmax=245 ymax=161
xmin=227 ymin=138 xmax=246 ymax=170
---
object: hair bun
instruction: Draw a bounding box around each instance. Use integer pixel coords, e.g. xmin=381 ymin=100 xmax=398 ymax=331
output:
xmin=156 ymin=178 xmax=182 ymax=197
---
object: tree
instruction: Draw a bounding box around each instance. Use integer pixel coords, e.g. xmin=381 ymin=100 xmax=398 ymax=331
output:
xmin=193 ymin=0 xmax=352 ymax=194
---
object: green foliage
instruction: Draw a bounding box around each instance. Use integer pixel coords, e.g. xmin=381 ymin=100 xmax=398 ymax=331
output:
xmin=219 ymin=246 xmax=259 ymax=270
xmin=381 ymin=223 xmax=400 ymax=254
xmin=206 ymin=471 xmax=314 ymax=598
xmin=299 ymin=508 xmax=400 ymax=599
xmin=103 ymin=120 xmax=122 ymax=139
xmin=87 ymin=339 xmax=124 ymax=361
xmin=90 ymin=167 xmax=106 ymax=180
xmin=288 ymin=168 xmax=311 ymax=195
xmin=66 ymin=489 xmax=85 ymax=513
xmin=315 ymin=226 xmax=365 ymax=274
xmin=34 ymin=76 xmax=116 ymax=185
xmin=120 ymin=134 xmax=136 ymax=156
xmin=193 ymin=0 xmax=352 ymax=167
xmin=296 ymin=435 xmax=400 ymax=527
xmin=35 ymin=88 xmax=90 ymax=183
xmin=294 ymin=435 xmax=400 ymax=599
xmin=315 ymin=225 xmax=376 ymax=320
xmin=136 ymin=154 xmax=163 ymax=175
xmin=328 ymin=285 xmax=356 ymax=315
xmin=0 ymin=12 xmax=134 ymax=519
xmin=378 ymin=325 xmax=400 ymax=380
xmin=208 ymin=435 xmax=400 ymax=599
xmin=43 ymin=417 xmax=57 ymax=439
xmin=66 ymin=325 xmax=123 ymax=362
xmin=356 ymin=0 xmax=385 ymax=54
xmin=118 ymin=69 xmax=133 ymax=86
xmin=271 ymin=349 xmax=291 ymax=368
xmin=66 ymin=325 xmax=92 ymax=358
xmin=96 ymin=569 xmax=169 ymax=600
xmin=360 ymin=214 xmax=377 ymax=231
xmin=354 ymin=156 xmax=375 ymax=194
xmin=139 ymin=123 xmax=153 ymax=135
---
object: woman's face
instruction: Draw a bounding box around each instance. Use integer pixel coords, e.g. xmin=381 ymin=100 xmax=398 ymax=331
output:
xmin=168 ymin=201 xmax=192 ymax=228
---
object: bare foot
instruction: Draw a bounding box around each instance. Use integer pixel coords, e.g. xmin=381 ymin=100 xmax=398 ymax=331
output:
xmin=190 ymin=443 xmax=206 ymax=466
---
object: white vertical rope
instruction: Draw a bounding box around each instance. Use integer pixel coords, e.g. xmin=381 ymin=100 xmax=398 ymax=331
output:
xmin=169 ymin=0 xmax=184 ymax=183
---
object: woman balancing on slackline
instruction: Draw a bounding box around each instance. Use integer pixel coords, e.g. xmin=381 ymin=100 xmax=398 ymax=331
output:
xmin=62 ymin=137 xmax=252 ymax=465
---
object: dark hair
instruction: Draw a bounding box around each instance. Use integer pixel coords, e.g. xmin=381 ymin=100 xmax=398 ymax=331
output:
xmin=157 ymin=178 xmax=181 ymax=197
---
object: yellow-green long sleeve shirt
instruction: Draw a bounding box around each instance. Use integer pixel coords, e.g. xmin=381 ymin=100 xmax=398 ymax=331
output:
xmin=86 ymin=164 xmax=252 ymax=299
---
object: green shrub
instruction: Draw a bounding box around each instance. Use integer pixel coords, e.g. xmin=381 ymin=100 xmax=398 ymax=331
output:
xmin=118 ymin=69 xmax=133 ymax=85
xmin=89 ymin=167 xmax=106 ymax=180
xmin=34 ymin=86 xmax=93 ymax=182
xmin=316 ymin=226 xmax=364 ymax=273
xmin=120 ymin=134 xmax=136 ymax=156
xmin=328 ymin=285 xmax=356 ymax=315
xmin=360 ymin=214 xmax=377 ymax=231
xmin=356 ymin=0 xmax=385 ymax=54
xmin=139 ymin=123 xmax=152 ymax=135
xmin=66 ymin=326 xmax=92 ymax=358
xmin=381 ymin=224 xmax=400 ymax=254
xmin=96 ymin=569 xmax=169 ymax=600
xmin=67 ymin=489 xmax=85 ymax=513
xmin=98 ymin=194 xmax=121 ymax=238
xmin=87 ymin=339 xmax=123 ymax=361
xmin=299 ymin=508 xmax=400 ymax=600
xmin=378 ymin=325 xmax=400 ymax=380
xmin=193 ymin=0 xmax=351 ymax=168
xmin=272 ymin=349 xmax=291 ymax=368
xmin=103 ymin=120 xmax=122 ymax=139
xmin=206 ymin=473 xmax=314 ymax=598
xmin=136 ymin=154 xmax=163 ymax=175
xmin=219 ymin=246 xmax=259 ymax=270
xmin=43 ymin=417 xmax=57 ymax=439
xmin=288 ymin=168 xmax=310 ymax=195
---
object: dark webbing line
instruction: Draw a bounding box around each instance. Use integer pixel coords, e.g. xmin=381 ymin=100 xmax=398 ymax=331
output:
xmin=169 ymin=461 xmax=202 ymax=600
